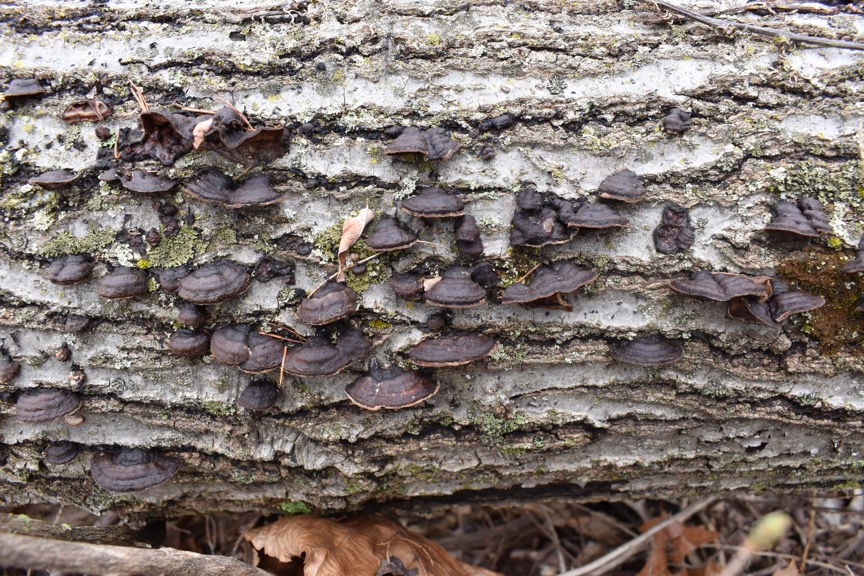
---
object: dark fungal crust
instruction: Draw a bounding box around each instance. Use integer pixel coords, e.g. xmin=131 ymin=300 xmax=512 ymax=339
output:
xmin=297 ymin=281 xmax=358 ymax=326
xmin=596 ymin=169 xmax=646 ymax=203
xmin=401 ymin=187 xmax=465 ymax=218
xmin=765 ymin=198 xmax=833 ymax=238
xmin=167 ymin=329 xmax=210 ymax=357
xmin=27 ymin=170 xmax=78 ymax=190
xmin=408 ymin=331 xmax=498 ymax=368
xmin=501 ymin=261 xmax=597 ymax=309
xmin=4 ymin=78 xmax=45 ymax=99
xmin=670 ymin=271 xmax=769 ymax=302
xmin=96 ymin=267 xmax=149 ymax=299
xmin=45 ymin=442 xmax=79 ymax=465
xmin=390 ymin=272 xmax=424 ymax=302
xmin=15 ymin=388 xmax=81 ymax=423
xmin=119 ymin=170 xmax=177 ymax=195
xmin=509 ymin=183 xmax=575 ymax=247
xmin=454 ymin=215 xmax=484 ymax=258
xmin=282 ymin=327 xmax=370 ymax=377
xmin=364 ymin=217 xmax=417 ymax=252
xmin=46 ymin=254 xmax=95 ymax=286
xmin=609 ymin=335 xmax=683 ymax=366
xmin=237 ymin=380 xmax=280 ymax=411
xmin=424 ymin=267 xmax=486 ymax=308
xmin=62 ymin=99 xmax=112 ymax=123
xmin=345 ymin=364 xmax=439 ymax=411
xmin=561 ymin=203 xmax=629 ymax=230
xmin=0 ymin=352 xmax=21 ymax=383
xmin=90 ymin=448 xmax=181 ymax=492
xmin=118 ymin=108 xmax=198 ymax=165
xmin=478 ymin=113 xmax=515 ymax=132
xmin=183 ymin=169 xmax=283 ymax=208
xmin=177 ymin=260 xmax=251 ymax=305
xmin=653 ymin=203 xmax=695 ymax=254
xmin=770 ymin=291 xmax=826 ymax=322
xmin=662 ymin=108 xmax=691 ymax=133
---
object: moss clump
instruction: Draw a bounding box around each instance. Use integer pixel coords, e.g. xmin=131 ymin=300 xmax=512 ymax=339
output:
xmin=769 ymin=160 xmax=863 ymax=216
xmin=37 ymin=227 xmax=116 ymax=257
xmin=495 ymin=247 xmax=543 ymax=288
xmin=367 ymin=319 xmax=392 ymax=330
xmin=312 ymin=222 xmax=393 ymax=294
xmin=147 ymin=226 xmax=207 ymax=268
xmin=776 ymin=246 xmax=863 ymax=356
xmin=469 ymin=410 xmax=527 ymax=447
xmin=201 ymin=401 xmax=236 ymax=417
xmin=277 ymin=501 xmax=312 ymax=515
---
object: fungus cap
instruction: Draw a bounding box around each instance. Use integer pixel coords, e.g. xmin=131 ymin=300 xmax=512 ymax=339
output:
xmin=765 ymin=198 xmax=833 ymax=237
xmin=178 ymin=261 xmax=251 ymax=304
xmin=155 ymin=266 xmax=190 ymax=294
xmin=424 ymin=267 xmax=486 ymax=308
xmin=297 ymin=281 xmax=358 ymax=326
xmin=390 ymin=272 xmax=424 ymax=302
xmin=653 ymin=204 xmax=695 ymax=254
xmin=238 ymin=380 xmax=280 ymax=411
xmin=177 ymin=301 xmax=207 ymax=328
xmin=769 ymin=291 xmax=825 ymax=322
xmin=119 ymin=170 xmax=176 ymax=194
xmin=5 ymin=79 xmax=45 ymax=99
xmin=561 ymin=203 xmax=629 ymax=229
xmin=167 ymin=329 xmax=210 ymax=357
xmin=727 ymin=297 xmax=784 ymax=329
xmin=596 ymin=169 xmax=646 ymax=203
xmin=662 ymin=108 xmax=691 ymax=133
xmin=401 ymin=187 xmax=465 ymax=218
xmin=843 ymin=234 xmax=864 ymax=273
xmin=408 ymin=331 xmax=498 ymax=367
xmin=184 ymin=169 xmax=282 ymax=208
xmin=510 ymin=206 xmax=573 ymax=247
xmin=28 ymin=170 xmax=78 ymax=190
xmin=282 ymin=328 xmax=370 ymax=376
xmin=96 ymin=267 xmax=149 ymax=299
xmin=63 ymin=100 xmax=111 ymax=123
xmin=455 ymin=215 xmax=484 ymax=258
xmin=0 ymin=352 xmax=21 ymax=383
xmin=16 ymin=388 xmax=81 ymax=423
xmin=46 ymin=254 xmax=95 ymax=286
xmin=670 ymin=272 xmax=769 ymax=302
xmin=610 ymin=335 xmax=683 ymax=366
xmin=45 ymin=441 xmax=79 ymax=465
xmin=346 ymin=363 xmax=439 ymax=411
xmin=90 ymin=448 xmax=181 ymax=492
xmin=502 ymin=261 xmax=597 ymax=308
xmin=211 ymin=324 xmax=253 ymax=365
xmin=364 ymin=217 xmax=417 ymax=252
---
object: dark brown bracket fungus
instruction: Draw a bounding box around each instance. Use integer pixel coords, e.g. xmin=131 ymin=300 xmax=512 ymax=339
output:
xmin=96 ymin=267 xmax=149 ymax=299
xmin=510 ymin=183 xmax=575 ymax=247
xmin=502 ymin=261 xmax=597 ymax=311
xmin=119 ymin=169 xmax=177 ymax=195
xmin=211 ymin=324 xmax=284 ymax=373
xmin=401 ymin=187 xmax=465 ymax=219
xmin=45 ymin=254 xmax=95 ymax=285
xmin=45 ymin=441 xmax=79 ymax=465
xmin=346 ymin=361 xmax=439 ymax=411
xmin=560 ymin=202 xmax=629 ymax=230
xmin=408 ymin=331 xmax=498 ymax=367
xmin=90 ymin=448 xmax=181 ymax=492
xmin=610 ymin=335 xmax=683 ymax=366
xmin=662 ymin=108 xmax=691 ymax=133
xmin=364 ymin=217 xmax=418 ymax=252
xmin=167 ymin=329 xmax=211 ymax=357
xmin=155 ymin=266 xmax=190 ymax=294
xmin=4 ymin=79 xmax=46 ymax=101
xmin=455 ymin=215 xmax=484 ymax=258
xmin=237 ymin=380 xmax=280 ymax=411
xmin=385 ymin=126 xmax=460 ymax=162
xmin=769 ymin=291 xmax=826 ymax=322
xmin=184 ymin=169 xmax=282 ymax=208
xmin=63 ymin=315 xmax=93 ymax=333
xmin=670 ymin=271 xmax=769 ymax=302
xmin=653 ymin=204 xmax=695 ymax=254
xmin=297 ymin=281 xmax=358 ymax=326
xmin=0 ymin=351 xmax=21 ymax=383
xmin=727 ymin=297 xmax=784 ymax=329
xmin=28 ymin=170 xmax=78 ymax=190
xmin=178 ymin=260 xmax=251 ymax=304
xmin=62 ymin=99 xmax=111 ymax=123
xmin=177 ymin=301 xmax=207 ymax=328
xmin=16 ymin=388 xmax=81 ymax=423
xmin=765 ymin=198 xmax=833 ymax=237
xmin=843 ymin=234 xmax=864 ymax=273
xmin=390 ymin=271 xmax=424 ymax=302
xmin=596 ymin=169 xmax=646 ymax=203
xmin=200 ymin=106 xmax=288 ymax=166
xmin=282 ymin=327 xmax=370 ymax=377
xmin=424 ymin=267 xmax=486 ymax=308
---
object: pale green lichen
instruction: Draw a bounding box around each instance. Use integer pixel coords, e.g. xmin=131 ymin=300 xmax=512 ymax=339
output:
xmin=277 ymin=501 xmax=312 ymax=515
xmin=37 ymin=227 xmax=116 ymax=257
xmin=468 ymin=410 xmax=527 ymax=446
xmin=147 ymin=226 xmax=207 ymax=268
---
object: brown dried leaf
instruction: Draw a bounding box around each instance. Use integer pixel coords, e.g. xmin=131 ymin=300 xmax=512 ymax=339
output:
xmin=244 ymin=515 xmax=502 ymax=576
xmin=337 ymin=207 xmax=374 ymax=282
xmin=637 ymin=514 xmax=719 ymax=576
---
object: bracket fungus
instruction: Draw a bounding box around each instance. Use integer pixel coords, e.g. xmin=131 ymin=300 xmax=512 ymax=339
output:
xmin=298 ymin=281 xmax=358 ymax=326
xmin=45 ymin=254 xmax=95 ymax=285
xmin=390 ymin=271 xmax=424 ymax=302
xmin=424 ymin=267 xmax=486 ymax=308
xmin=401 ymin=187 xmax=465 ymax=219
xmin=0 ymin=351 xmax=20 ymax=383
xmin=167 ymin=329 xmax=211 ymax=357
xmin=155 ymin=266 xmax=190 ymax=294
xmin=28 ymin=170 xmax=78 ymax=190
xmin=119 ymin=169 xmax=176 ymax=195
xmin=177 ymin=301 xmax=207 ymax=328
xmin=364 ymin=217 xmax=418 ymax=252
xmin=670 ymin=272 xmax=769 ymax=302
xmin=16 ymin=388 xmax=81 ymax=423
xmin=610 ymin=335 xmax=683 ymax=366
xmin=769 ymin=291 xmax=826 ymax=322
xmin=96 ymin=267 xmax=149 ymax=299
xmin=211 ymin=324 xmax=284 ymax=373
xmin=560 ymin=202 xmax=629 ymax=230
xmin=727 ymin=296 xmax=784 ymax=329
xmin=4 ymin=79 xmax=45 ymax=101
xmin=237 ymin=380 xmax=280 ymax=411
xmin=843 ymin=234 xmax=864 ymax=273
xmin=282 ymin=327 xmax=370 ymax=377
xmin=62 ymin=99 xmax=111 ymax=123
xmin=385 ymin=126 xmax=460 ymax=162
xmin=184 ymin=169 xmax=282 ymax=208
xmin=45 ymin=441 xmax=79 ymax=465
xmin=765 ymin=198 xmax=833 ymax=237
xmin=596 ymin=169 xmax=646 ymax=203
xmin=662 ymin=108 xmax=691 ymax=133
xmin=408 ymin=331 xmax=498 ymax=367
xmin=510 ymin=183 xmax=574 ymax=247
xmin=200 ymin=106 xmax=288 ymax=166
xmin=502 ymin=261 xmax=597 ymax=311
xmin=346 ymin=361 xmax=439 ymax=411
xmin=653 ymin=204 xmax=695 ymax=254
xmin=454 ymin=215 xmax=484 ymax=258
xmin=90 ymin=448 xmax=181 ymax=492
xmin=178 ymin=260 xmax=251 ymax=304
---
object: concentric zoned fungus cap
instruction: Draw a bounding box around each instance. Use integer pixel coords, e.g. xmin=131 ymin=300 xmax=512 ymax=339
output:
xmin=178 ymin=261 xmax=251 ymax=304
xmin=401 ymin=187 xmax=465 ymax=218
xmin=184 ymin=169 xmax=282 ymax=208
xmin=390 ymin=272 xmax=424 ymax=302
xmin=90 ymin=448 xmax=181 ymax=492
xmin=96 ymin=267 xmax=149 ymax=299
xmin=560 ymin=202 xmax=629 ymax=229
xmin=385 ymin=126 xmax=460 ymax=162
xmin=769 ymin=291 xmax=826 ymax=322
xmin=210 ymin=324 xmax=284 ymax=373
xmin=765 ymin=198 xmax=833 ymax=237
xmin=63 ymin=99 xmax=111 ymax=123
xmin=423 ymin=127 xmax=461 ymax=161
xmin=596 ymin=169 xmax=646 ymax=203
xmin=346 ymin=362 xmax=439 ymax=411
xmin=610 ymin=335 xmax=683 ymax=366
xmin=662 ymin=108 xmax=691 ymax=133
xmin=16 ymin=388 xmax=81 ymax=423
xmin=0 ymin=351 xmax=20 ymax=383
xmin=119 ymin=169 xmax=176 ymax=194
xmin=653 ymin=203 xmax=695 ymax=254
xmin=364 ymin=217 xmax=417 ymax=252
xmin=454 ymin=215 xmax=484 ymax=258
xmin=424 ymin=267 xmax=486 ymax=308
xmin=502 ymin=261 xmax=597 ymax=311
xmin=4 ymin=79 xmax=45 ymax=100
xmin=282 ymin=327 xmax=370 ymax=376
xmin=408 ymin=331 xmax=498 ymax=367
xmin=46 ymin=254 xmax=95 ymax=285
xmin=670 ymin=272 xmax=769 ymax=302
xmin=45 ymin=441 xmax=79 ymax=465
xmin=843 ymin=234 xmax=864 ymax=273
xmin=297 ymin=281 xmax=358 ymax=326
xmin=167 ymin=329 xmax=210 ymax=357
xmin=238 ymin=380 xmax=280 ymax=411
xmin=28 ymin=170 xmax=78 ymax=190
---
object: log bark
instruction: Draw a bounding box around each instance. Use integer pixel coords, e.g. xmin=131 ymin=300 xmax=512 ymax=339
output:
xmin=0 ymin=0 xmax=862 ymax=521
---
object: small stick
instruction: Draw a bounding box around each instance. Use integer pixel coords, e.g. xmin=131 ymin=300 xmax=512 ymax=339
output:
xmin=112 ymin=127 xmax=120 ymax=160
xmin=799 ymin=502 xmax=817 ymax=573
xmin=306 ymin=253 xmax=382 ymax=298
xmin=258 ymin=332 xmax=305 ymax=345
xmin=88 ymin=100 xmax=105 ymax=121
xmin=650 ymin=0 xmax=864 ymax=51
xmin=213 ymin=95 xmax=254 ymax=130
xmin=265 ymin=322 xmax=307 ymax=341
xmin=278 ymin=346 xmax=287 ymax=388
xmin=236 ymin=165 xmax=256 ymax=179
xmin=171 ymin=101 xmax=216 ymax=114
xmin=516 ymin=263 xmax=541 ymax=284
xmin=128 ymin=81 xmax=148 ymax=112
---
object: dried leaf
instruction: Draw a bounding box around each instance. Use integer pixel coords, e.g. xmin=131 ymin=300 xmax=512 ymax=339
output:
xmin=771 ymin=562 xmax=800 ymax=576
xmin=244 ymin=515 xmax=502 ymax=576
xmin=637 ymin=514 xmax=719 ymax=576
xmin=337 ymin=207 xmax=374 ymax=282
xmin=193 ymin=117 xmax=213 ymax=150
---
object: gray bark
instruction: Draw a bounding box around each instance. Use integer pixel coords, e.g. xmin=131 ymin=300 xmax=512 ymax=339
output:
xmin=0 ymin=0 xmax=863 ymax=520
